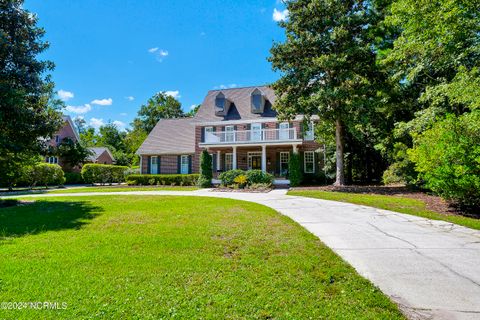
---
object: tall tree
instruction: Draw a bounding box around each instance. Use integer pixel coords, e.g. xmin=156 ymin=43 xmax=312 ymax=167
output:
xmin=269 ymin=0 xmax=388 ymax=185
xmin=132 ymin=92 xmax=184 ymax=133
xmin=0 ymin=0 xmax=63 ymax=188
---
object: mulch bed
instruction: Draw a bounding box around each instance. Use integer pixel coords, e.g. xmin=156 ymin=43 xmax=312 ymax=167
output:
xmin=291 ymin=185 xmax=465 ymax=217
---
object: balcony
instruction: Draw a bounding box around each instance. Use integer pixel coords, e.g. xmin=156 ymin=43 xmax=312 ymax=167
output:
xmin=200 ymin=128 xmax=302 ymax=146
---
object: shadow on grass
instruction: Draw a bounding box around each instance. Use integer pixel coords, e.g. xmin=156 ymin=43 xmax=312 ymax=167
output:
xmin=0 ymin=200 xmax=102 ymax=239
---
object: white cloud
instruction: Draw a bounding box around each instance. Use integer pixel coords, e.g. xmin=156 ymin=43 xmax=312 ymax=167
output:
xmin=273 ymin=8 xmax=289 ymax=22
xmin=89 ymin=118 xmax=104 ymax=129
xmin=120 ymin=112 xmax=127 ymax=116
xmin=113 ymin=120 xmax=126 ymax=130
xmin=65 ymin=103 xmax=91 ymax=114
xmin=125 ymin=96 xmax=135 ymax=101
xmin=91 ymin=98 xmax=113 ymax=106
xmin=165 ymin=90 xmax=180 ymax=99
xmin=214 ymin=84 xmax=237 ymax=90
xmin=58 ymin=89 xmax=74 ymax=101
xmin=148 ymin=47 xmax=169 ymax=62
xmin=189 ymin=104 xmax=197 ymax=111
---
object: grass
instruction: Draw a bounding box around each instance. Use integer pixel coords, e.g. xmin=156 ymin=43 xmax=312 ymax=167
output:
xmin=288 ymin=190 xmax=480 ymax=230
xmin=0 ymin=196 xmax=404 ymax=319
xmin=0 ymin=185 xmax=198 ymax=196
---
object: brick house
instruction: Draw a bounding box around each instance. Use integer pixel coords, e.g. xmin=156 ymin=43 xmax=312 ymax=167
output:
xmin=44 ymin=115 xmax=80 ymax=170
xmin=86 ymin=147 xmax=116 ymax=165
xmin=137 ymin=86 xmax=321 ymax=183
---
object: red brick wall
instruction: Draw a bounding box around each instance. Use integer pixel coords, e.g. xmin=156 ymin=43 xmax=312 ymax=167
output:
xmin=96 ymin=151 xmax=114 ymax=164
xmin=160 ymin=155 xmax=179 ymax=174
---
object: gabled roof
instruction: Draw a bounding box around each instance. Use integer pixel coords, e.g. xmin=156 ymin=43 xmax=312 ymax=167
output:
xmin=136 ymin=118 xmax=196 ymax=155
xmin=62 ymin=115 xmax=81 ymax=141
xmin=194 ymin=85 xmax=277 ymax=122
xmin=87 ymin=147 xmax=115 ymax=162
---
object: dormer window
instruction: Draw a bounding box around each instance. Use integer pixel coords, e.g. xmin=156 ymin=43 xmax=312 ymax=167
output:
xmin=214 ymin=92 xmax=231 ymax=116
xmin=251 ymin=88 xmax=265 ymax=114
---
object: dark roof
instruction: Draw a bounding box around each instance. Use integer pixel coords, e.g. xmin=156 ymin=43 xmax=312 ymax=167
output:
xmin=137 ymin=118 xmax=196 ymax=155
xmin=87 ymin=147 xmax=114 ymax=162
xmin=194 ymin=85 xmax=278 ymax=122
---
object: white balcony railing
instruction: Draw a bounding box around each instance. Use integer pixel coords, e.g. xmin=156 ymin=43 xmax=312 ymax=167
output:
xmin=202 ymin=128 xmax=299 ymax=145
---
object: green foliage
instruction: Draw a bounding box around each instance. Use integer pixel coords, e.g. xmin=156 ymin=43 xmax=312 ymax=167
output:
xmin=219 ymin=169 xmax=245 ymax=186
xmin=382 ymin=143 xmax=417 ymax=185
xmin=81 ymin=164 xmax=129 ymax=185
xmin=125 ymin=174 xmax=199 ymax=186
xmin=233 ymin=175 xmax=248 ymax=188
xmin=132 ymin=92 xmax=184 ymax=133
xmin=288 ymin=153 xmax=302 ymax=187
xmin=245 ymin=170 xmax=273 ymax=185
xmin=0 ymin=0 xmax=63 ymax=172
xmin=0 ymin=152 xmax=39 ymax=189
xmin=198 ymin=150 xmax=212 ymax=187
xmin=409 ymin=111 xmax=480 ymax=207
xmin=26 ymin=163 xmax=65 ymax=188
xmin=64 ymin=172 xmax=84 ymax=185
xmin=56 ymin=138 xmax=93 ymax=169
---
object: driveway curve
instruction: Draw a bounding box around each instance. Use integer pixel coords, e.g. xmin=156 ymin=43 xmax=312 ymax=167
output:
xmin=7 ymin=189 xmax=480 ymax=320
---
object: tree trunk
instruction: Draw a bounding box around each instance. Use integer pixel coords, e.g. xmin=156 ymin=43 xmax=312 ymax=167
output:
xmin=334 ymin=119 xmax=345 ymax=186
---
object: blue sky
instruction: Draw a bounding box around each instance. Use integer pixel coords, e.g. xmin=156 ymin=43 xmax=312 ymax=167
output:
xmin=25 ymin=0 xmax=288 ymax=131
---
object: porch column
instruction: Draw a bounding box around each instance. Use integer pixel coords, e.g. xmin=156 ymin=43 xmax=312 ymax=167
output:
xmin=232 ymin=146 xmax=237 ymax=169
xmin=261 ymin=145 xmax=267 ymax=172
xmin=292 ymin=144 xmax=298 ymax=153
xmin=216 ymin=150 xmax=221 ymax=171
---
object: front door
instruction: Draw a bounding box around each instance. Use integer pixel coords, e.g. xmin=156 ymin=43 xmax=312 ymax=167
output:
xmin=150 ymin=156 xmax=158 ymax=174
xmin=248 ymin=152 xmax=262 ymax=170
xmin=180 ymin=155 xmax=189 ymax=174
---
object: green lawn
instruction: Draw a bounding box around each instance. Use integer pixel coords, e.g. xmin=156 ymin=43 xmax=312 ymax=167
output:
xmin=0 ymin=196 xmax=403 ymax=319
xmin=288 ymin=190 xmax=480 ymax=230
xmin=0 ymin=185 xmax=198 ymax=196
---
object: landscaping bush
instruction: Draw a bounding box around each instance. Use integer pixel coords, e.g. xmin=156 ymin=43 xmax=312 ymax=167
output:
xmin=409 ymin=111 xmax=480 ymax=208
xmin=219 ymin=169 xmax=245 ymax=186
xmin=125 ymin=174 xmax=199 ymax=186
xmin=288 ymin=153 xmax=303 ymax=187
xmin=26 ymin=163 xmax=65 ymax=188
xmin=81 ymin=164 xmax=129 ymax=185
xmin=64 ymin=172 xmax=84 ymax=184
xmin=245 ymin=169 xmax=274 ymax=185
xmin=198 ymin=150 xmax=212 ymax=188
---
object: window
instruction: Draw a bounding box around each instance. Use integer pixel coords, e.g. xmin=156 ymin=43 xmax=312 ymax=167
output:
xmin=251 ymin=123 xmax=262 ymax=141
xmin=180 ymin=155 xmax=189 ymax=174
xmin=55 ymin=135 xmax=59 ymax=143
xmin=150 ymin=156 xmax=158 ymax=174
xmin=304 ymin=151 xmax=315 ymax=173
xmin=205 ymin=126 xmax=214 ymax=142
xmin=215 ymin=93 xmax=226 ymax=111
xmin=248 ymin=152 xmax=262 ymax=170
xmin=280 ymin=152 xmax=289 ymax=176
xmin=225 ymin=126 xmax=235 ymax=142
xmin=47 ymin=156 xmax=58 ymax=164
xmin=225 ymin=153 xmax=233 ymax=171
xmin=279 ymin=122 xmax=290 ymax=140
xmin=251 ymin=88 xmax=263 ymax=113
xmin=304 ymin=122 xmax=314 ymax=141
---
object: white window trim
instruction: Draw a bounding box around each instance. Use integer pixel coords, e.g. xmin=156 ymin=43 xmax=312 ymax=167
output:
xmin=225 ymin=125 xmax=235 ymax=142
xmin=180 ymin=155 xmax=189 ymax=174
xmin=150 ymin=156 xmax=158 ymax=174
xmin=304 ymin=151 xmax=315 ymax=173
xmin=225 ymin=153 xmax=233 ymax=171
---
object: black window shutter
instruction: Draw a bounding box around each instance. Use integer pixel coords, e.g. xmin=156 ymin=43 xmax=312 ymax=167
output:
xmin=213 ymin=126 xmax=216 ymax=132
xmin=300 ymin=123 xmax=304 ymax=139
xmin=233 ymin=125 xmax=237 ymax=131
xmin=289 ymin=122 xmax=293 ymax=128
xmin=246 ymin=124 xmax=251 ymax=130
xmin=201 ymin=127 xmax=205 ymax=143
xmin=157 ymin=156 xmax=161 ymax=174
xmin=177 ymin=156 xmax=181 ymax=174
xmin=188 ymin=155 xmax=192 ymax=174
xmin=212 ymin=153 xmax=217 ymax=172
xmin=275 ymin=152 xmax=280 ymax=175
xmin=300 ymin=151 xmax=305 ymax=173
xmin=147 ymin=156 xmax=151 ymax=174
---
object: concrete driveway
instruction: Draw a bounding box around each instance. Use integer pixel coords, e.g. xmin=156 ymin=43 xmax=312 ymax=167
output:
xmin=6 ymin=189 xmax=480 ymax=319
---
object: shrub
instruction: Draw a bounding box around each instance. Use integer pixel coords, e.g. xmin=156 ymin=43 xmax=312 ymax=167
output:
xmin=233 ymin=175 xmax=248 ymax=188
xmin=409 ymin=111 xmax=480 ymax=207
xmin=125 ymin=174 xmax=199 ymax=186
xmin=219 ymin=169 xmax=245 ymax=186
xmin=288 ymin=153 xmax=303 ymax=187
xmin=245 ymin=170 xmax=273 ymax=185
xmin=382 ymin=143 xmax=417 ymax=185
xmin=198 ymin=150 xmax=212 ymax=188
xmin=81 ymin=164 xmax=129 ymax=185
xmin=26 ymin=163 xmax=65 ymax=188
xmin=64 ymin=172 xmax=84 ymax=184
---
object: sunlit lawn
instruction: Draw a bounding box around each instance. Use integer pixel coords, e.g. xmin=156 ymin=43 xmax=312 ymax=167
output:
xmin=288 ymin=190 xmax=480 ymax=230
xmin=0 ymin=196 xmax=403 ymax=319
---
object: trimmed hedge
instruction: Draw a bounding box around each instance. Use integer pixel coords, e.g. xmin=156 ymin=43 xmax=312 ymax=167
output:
xmin=126 ymin=174 xmax=199 ymax=186
xmin=64 ymin=172 xmax=84 ymax=184
xmin=81 ymin=164 xmax=129 ymax=185
xmin=26 ymin=163 xmax=65 ymax=188
xmin=219 ymin=169 xmax=273 ymax=187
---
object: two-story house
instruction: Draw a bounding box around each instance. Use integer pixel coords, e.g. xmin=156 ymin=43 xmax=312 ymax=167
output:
xmin=137 ymin=86 xmax=321 ymax=183
xmin=44 ymin=115 xmax=80 ymax=169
